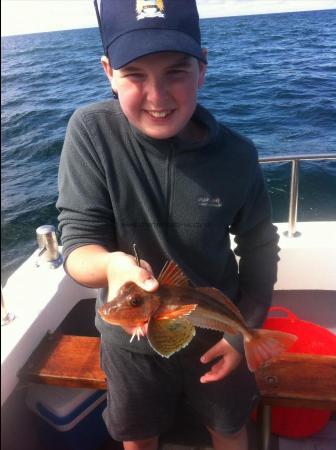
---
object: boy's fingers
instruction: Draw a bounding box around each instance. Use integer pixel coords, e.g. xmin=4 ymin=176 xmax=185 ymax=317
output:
xmin=200 ymin=361 xmax=231 ymax=383
xmin=200 ymin=339 xmax=226 ymax=363
xmin=107 ymin=252 xmax=158 ymax=298
xmin=137 ymin=260 xmax=159 ymax=291
xmin=136 ymin=268 xmax=159 ymax=291
xmin=139 ymin=259 xmax=154 ymax=274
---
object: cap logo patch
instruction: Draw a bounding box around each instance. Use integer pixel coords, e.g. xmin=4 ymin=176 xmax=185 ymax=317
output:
xmin=136 ymin=0 xmax=165 ymax=20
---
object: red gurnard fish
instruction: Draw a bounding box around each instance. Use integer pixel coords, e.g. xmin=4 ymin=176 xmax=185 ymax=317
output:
xmin=98 ymin=261 xmax=297 ymax=371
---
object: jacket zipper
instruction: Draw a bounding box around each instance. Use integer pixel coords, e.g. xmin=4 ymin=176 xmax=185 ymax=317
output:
xmin=165 ymin=145 xmax=175 ymax=232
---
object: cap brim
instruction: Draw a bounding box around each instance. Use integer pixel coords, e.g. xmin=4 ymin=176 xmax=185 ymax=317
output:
xmin=107 ymin=29 xmax=206 ymax=69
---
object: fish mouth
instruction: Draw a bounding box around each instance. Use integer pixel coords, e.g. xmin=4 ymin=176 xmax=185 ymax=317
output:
xmin=98 ymin=305 xmax=149 ymax=328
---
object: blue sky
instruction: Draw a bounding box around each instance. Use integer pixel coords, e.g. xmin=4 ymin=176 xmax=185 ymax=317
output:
xmin=2 ymin=0 xmax=336 ymax=36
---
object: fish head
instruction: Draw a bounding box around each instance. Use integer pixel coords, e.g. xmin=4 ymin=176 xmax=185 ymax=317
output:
xmin=98 ymin=281 xmax=160 ymax=328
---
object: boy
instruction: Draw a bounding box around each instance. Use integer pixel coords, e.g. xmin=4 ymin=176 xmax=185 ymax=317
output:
xmin=57 ymin=1 xmax=279 ymax=449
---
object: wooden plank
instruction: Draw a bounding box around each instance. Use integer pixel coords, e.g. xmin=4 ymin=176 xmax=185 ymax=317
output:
xmin=259 ymin=396 xmax=336 ymax=410
xmin=18 ymin=333 xmax=107 ymax=389
xmin=255 ymin=353 xmax=336 ymax=410
xmin=18 ymin=333 xmax=336 ymax=413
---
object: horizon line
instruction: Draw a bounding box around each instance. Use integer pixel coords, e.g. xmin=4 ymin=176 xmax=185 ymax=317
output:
xmin=2 ymin=7 xmax=335 ymax=38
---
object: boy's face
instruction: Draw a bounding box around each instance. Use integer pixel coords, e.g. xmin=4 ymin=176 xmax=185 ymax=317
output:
xmin=102 ymin=51 xmax=207 ymax=140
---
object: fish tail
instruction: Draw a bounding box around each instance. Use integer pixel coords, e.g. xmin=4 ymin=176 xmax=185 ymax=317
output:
xmin=244 ymin=329 xmax=297 ymax=372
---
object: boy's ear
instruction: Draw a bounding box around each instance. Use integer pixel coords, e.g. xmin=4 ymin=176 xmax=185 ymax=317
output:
xmin=101 ymin=56 xmax=118 ymax=96
xmin=201 ymin=48 xmax=208 ymax=63
xmin=198 ymin=48 xmax=208 ymax=88
xmin=101 ymin=55 xmax=113 ymax=80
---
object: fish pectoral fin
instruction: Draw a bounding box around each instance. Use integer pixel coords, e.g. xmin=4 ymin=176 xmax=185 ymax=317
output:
xmin=154 ymin=304 xmax=197 ymax=320
xmin=157 ymin=260 xmax=192 ymax=287
xmin=147 ymin=317 xmax=195 ymax=358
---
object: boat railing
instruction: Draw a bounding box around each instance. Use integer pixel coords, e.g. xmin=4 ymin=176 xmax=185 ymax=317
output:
xmin=259 ymin=153 xmax=336 ymax=237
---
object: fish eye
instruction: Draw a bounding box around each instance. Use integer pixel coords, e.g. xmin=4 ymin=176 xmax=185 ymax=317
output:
xmin=129 ymin=296 xmax=143 ymax=307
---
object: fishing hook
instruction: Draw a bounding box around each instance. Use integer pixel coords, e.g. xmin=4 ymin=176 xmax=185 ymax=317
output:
xmin=132 ymin=243 xmax=140 ymax=267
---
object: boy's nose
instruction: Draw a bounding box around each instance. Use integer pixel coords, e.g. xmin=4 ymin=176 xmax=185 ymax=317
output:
xmin=146 ymin=78 xmax=168 ymax=104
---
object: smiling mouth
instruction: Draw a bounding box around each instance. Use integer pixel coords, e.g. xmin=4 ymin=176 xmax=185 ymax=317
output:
xmin=146 ymin=110 xmax=173 ymax=118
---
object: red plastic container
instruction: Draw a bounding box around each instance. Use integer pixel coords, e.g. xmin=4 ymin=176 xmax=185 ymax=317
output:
xmin=254 ymin=306 xmax=336 ymax=438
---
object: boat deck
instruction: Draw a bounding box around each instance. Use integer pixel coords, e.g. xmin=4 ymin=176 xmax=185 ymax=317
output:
xmin=2 ymin=289 xmax=335 ymax=450
xmin=97 ymin=418 xmax=336 ymax=450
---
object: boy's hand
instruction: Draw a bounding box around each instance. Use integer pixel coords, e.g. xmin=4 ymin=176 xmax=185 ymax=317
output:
xmin=106 ymin=251 xmax=159 ymax=335
xmin=199 ymin=338 xmax=242 ymax=383
xmin=106 ymin=251 xmax=159 ymax=299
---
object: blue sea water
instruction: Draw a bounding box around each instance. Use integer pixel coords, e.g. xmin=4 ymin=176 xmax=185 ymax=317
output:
xmin=1 ymin=10 xmax=336 ymax=283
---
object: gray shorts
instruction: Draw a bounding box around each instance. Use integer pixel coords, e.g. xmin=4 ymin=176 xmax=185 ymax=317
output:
xmin=101 ymin=328 xmax=259 ymax=442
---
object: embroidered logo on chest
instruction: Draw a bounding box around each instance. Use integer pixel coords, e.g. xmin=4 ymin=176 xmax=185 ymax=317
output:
xmin=136 ymin=0 xmax=165 ymax=20
xmin=197 ymin=196 xmax=223 ymax=208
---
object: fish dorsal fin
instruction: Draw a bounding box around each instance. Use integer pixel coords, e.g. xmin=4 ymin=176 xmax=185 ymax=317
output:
xmin=147 ymin=317 xmax=195 ymax=358
xmin=157 ymin=260 xmax=191 ymax=287
xmin=196 ymin=287 xmax=245 ymax=323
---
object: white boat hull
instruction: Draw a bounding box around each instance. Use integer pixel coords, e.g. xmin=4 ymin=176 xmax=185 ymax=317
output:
xmin=2 ymin=221 xmax=336 ymax=407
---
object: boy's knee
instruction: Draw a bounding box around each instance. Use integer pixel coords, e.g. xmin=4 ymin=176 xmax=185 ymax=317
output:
xmin=207 ymin=425 xmax=248 ymax=449
xmin=123 ymin=435 xmax=159 ymax=450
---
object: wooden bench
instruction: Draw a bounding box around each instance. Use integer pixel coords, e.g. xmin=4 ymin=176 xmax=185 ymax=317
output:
xmin=19 ymin=334 xmax=106 ymax=390
xmin=18 ymin=332 xmax=336 ymax=450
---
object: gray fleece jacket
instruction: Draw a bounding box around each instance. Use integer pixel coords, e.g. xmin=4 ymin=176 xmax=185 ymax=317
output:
xmin=57 ymin=100 xmax=279 ymax=354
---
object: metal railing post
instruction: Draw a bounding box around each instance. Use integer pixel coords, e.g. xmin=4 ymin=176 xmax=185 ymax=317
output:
xmin=286 ymin=159 xmax=300 ymax=237
xmin=1 ymin=287 xmax=15 ymax=326
xmin=259 ymin=154 xmax=335 ymax=238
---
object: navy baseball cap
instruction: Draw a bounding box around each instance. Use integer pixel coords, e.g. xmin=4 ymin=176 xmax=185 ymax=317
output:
xmin=94 ymin=0 xmax=207 ymax=69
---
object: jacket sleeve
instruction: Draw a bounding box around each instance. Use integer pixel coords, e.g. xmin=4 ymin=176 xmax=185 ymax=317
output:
xmin=56 ymin=110 xmax=116 ymax=263
xmin=225 ymin=160 xmax=280 ymax=353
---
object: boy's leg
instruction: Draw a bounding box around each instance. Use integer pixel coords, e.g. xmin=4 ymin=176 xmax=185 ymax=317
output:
xmin=207 ymin=425 xmax=248 ymax=450
xmin=123 ymin=436 xmax=159 ymax=450
xmin=101 ymin=339 xmax=182 ymax=443
xmin=180 ymin=330 xmax=258 ymax=448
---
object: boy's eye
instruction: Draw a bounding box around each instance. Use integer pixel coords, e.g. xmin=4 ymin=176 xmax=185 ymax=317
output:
xmin=167 ymin=68 xmax=191 ymax=77
xmin=169 ymin=69 xmax=185 ymax=74
xmin=122 ymin=73 xmax=144 ymax=80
